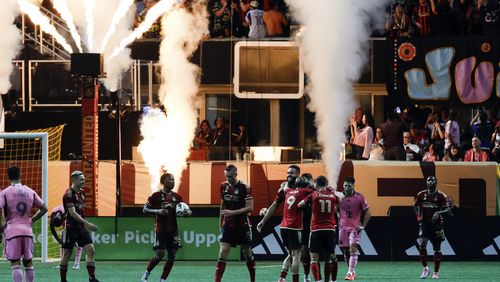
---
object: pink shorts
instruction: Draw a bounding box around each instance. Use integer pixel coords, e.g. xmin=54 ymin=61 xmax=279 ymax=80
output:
xmin=338 ymin=228 xmax=360 ymax=248
xmin=4 ymin=237 xmax=34 ymax=261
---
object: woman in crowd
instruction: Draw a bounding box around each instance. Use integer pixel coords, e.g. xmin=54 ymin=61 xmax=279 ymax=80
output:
xmin=194 ymin=119 xmax=212 ymax=149
xmin=369 ymin=127 xmax=385 ymax=161
xmin=422 ymin=142 xmax=439 ymax=162
xmin=442 ymin=143 xmax=462 ymax=161
xmin=386 ymin=3 xmax=414 ymax=37
xmin=351 ymin=112 xmax=375 ymax=160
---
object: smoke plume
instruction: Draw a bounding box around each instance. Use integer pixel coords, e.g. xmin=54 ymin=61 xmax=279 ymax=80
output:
xmin=0 ymin=0 xmax=21 ymax=94
xmin=138 ymin=1 xmax=208 ymax=191
xmin=65 ymin=0 xmax=134 ymax=91
xmin=285 ymin=0 xmax=387 ymax=184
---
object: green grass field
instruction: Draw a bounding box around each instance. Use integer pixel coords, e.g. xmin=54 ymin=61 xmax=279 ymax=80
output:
xmin=0 ymin=260 xmax=499 ymax=281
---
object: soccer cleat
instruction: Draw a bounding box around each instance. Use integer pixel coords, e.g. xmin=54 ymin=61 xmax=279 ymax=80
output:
xmin=53 ymin=265 xmax=60 ymax=269
xmin=432 ymin=272 xmax=439 ymax=279
xmin=420 ymin=267 xmax=429 ymax=279
xmin=89 ymin=279 xmax=100 ymax=282
xmin=72 ymin=263 xmax=80 ymax=270
xmin=344 ymin=272 xmax=355 ymax=280
xmin=160 ymin=279 xmax=167 ymax=282
xmin=278 ymin=278 xmax=286 ymax=282
xmin=141 ymin=270 xmax=150 ymax=282
xmin=304 ymin=276 xmax=311 ymax=282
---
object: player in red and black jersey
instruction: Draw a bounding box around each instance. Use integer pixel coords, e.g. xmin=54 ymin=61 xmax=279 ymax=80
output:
xmin=141 ymin=173 xmax=191 ymax=282
xmin=299 ymin=173 xmax=314 ymax=282
xmin=299 ymin=175 xmax=339 ymax=282
xmin=60 ymin=170 xmax=99 ymax=282
xmin=414 ymin=176 xmax=451 ymax=280
xmin=257 ymin=165 xmax=313 ymax=282
xmin=215 ymin=164 xmax=255 ymax=282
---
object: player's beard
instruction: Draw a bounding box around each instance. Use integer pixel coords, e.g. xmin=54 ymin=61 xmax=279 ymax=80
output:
xmin=427 ymin=186 xmax=437 ymax=194
xmin=287 ymin=176 xmax=296 ymax=187
xmin=344 ymin=187 xmax=354 ymax=197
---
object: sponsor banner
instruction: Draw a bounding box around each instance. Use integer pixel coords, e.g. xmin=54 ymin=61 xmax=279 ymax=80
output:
xmin=251 ymin=216 xmax=500 ymax=261
xmin=386 ymin=36 xmax=500 ymax=106
xmin=38 ymin=217 xmax=238 ymax=260
xmin=14 ymin=160 xmax=497 ymax=217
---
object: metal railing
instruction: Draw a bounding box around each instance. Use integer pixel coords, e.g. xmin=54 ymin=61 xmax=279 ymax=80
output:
xmin=26 ymin=60 xmax=141 ymax=111
xmin=21 ymin=5 xmax=71 ymax=60
xmin=11 ymin=60 xmax=25 ymax=111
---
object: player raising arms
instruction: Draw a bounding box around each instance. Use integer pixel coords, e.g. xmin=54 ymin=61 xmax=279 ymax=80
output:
xmin=257 ymin=165 xmax=313 ymax=282
xmin=339 ymin=176 xmax=371 ymax=281
xmin=141 ymin=173 xmax=191 ymax=282
xmin=60 ymin=170 xmax=100 ymax=282
xmin=214 ymin=164 xmax=255 ymax=282
xmin=0 ymin=166 xmax=48 ymax=282
xmin=413 ymin=176 xmax=451 ymax=279
xmin=299 ymin=175 xmax=339 ymax=282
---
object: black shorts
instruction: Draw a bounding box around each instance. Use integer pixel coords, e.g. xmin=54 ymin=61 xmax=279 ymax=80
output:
xmin=153 ymin=231 xmax=181 ymax=251
xmin=61 ymin=228 xmax=93 ymax=249
xmin=418 ymin=222 xmax=445 ymax=243
xmin=309 ymin=230 xmax=337 ymax=254
xmin=220 ymin=225 xmax=252 ymax=247
xmin=301 ymin=227 xmax=311 ymax=246
xmin=280 ymin=228 xmax=301 ymax=251
xmin=302 ymin=206 xmax=312 ymax=246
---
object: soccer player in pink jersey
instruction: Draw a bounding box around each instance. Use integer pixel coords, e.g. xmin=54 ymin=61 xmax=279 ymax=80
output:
xmin=0 ymin=166 xmax=48 ymax=282
xmin=338 ymin=176 xmax=371 ymax=281
xmin=257 ymin=165 xmax=313 ymax=282
xmin=413 ymin=176 xmax=451 ymax=279
xmin=298 ymin=175 xmax=340 ymax=282
xmin=50 ymin=204 xmax=83 ymax=270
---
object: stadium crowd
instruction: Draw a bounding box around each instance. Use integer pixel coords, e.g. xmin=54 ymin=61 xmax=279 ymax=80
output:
xmin=386 ymin=0 xmax=500 ymax=38
xmin=347 ymin=106 xmax=500 ymax=163
xmin=133 ymin=0 xmax=500 ymax=39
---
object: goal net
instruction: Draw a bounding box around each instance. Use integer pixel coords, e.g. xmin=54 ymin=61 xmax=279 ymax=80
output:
xmin=0 ymin=124 xmax=65 ymax=262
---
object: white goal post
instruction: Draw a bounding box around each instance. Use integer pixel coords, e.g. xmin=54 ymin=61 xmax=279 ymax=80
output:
xmin=0 ymin=132 xmax=49 ymax=262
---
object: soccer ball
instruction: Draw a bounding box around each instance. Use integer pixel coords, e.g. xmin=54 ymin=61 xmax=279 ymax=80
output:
xmin=176 ymin=202 xmax=190 ymax=216
xmin=259 ymin=207 xmax=268 ymax=216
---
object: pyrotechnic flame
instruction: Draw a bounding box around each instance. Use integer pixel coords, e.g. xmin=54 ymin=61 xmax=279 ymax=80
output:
xmin=138 ymin=2 xmax=208 ymax=191
xmin=99 ymin=0 xmax=134 ymax=53
xmin=17 ymin=0 xmax=73 ymax=53
xmin=51 ymin=0 xmax=83 ymax=53
xmin=107 ymin=0 xmax=176 ymax=61
xmin=137 ymin=107 xmax=171 ymax=192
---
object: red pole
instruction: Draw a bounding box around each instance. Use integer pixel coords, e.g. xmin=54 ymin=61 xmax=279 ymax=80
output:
xmin=81 ymin=78 xmax=99 ymax=216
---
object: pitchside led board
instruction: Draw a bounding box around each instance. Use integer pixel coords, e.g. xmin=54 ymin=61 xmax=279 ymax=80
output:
xmin=234 ymin=41 xmax=304 ymax=99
